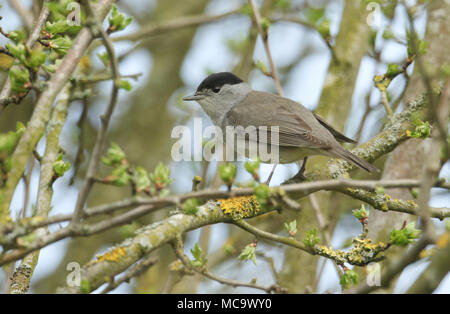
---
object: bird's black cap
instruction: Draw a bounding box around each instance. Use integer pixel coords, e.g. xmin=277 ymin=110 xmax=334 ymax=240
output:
xmin=196 ymin=72 xmax=243 ymax=92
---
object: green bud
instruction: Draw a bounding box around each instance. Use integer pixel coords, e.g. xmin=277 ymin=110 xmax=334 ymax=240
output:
xmin=110 ymin=164 xmax=131 ymax=186
xmin=238 ymin=243 xmax=257 ymax=265
xmin=51 ymin=36 xmax=72 ymax=55
xmin=218 ymin=163 xmax=237 ymax=188
xmin=134 ymin=166 xmax=150 ymax=192
xmin=284 ymin=219 xmax=297 ymax=236
xmin=190 ymin=243 xmax=207 ymax=268
xmin=5 ymin=43 xmax=26 ymax=61
xmin=9 ymin=65 xmax=30 ymax=92
xmin=182 ymin=198 xmax=199 ymax=215
xmin=386 ymin=63 xmax=400 ymax=78
xmin=411 ymin=121 xmax=431 ymax=139
xmin=108 ymin=5 xmax=133 ymax=32
xmin=261 ymin=18 xmax=270 ymax=33
xmin=102 ymin=143 xmax=126 ymax=166
xmin=53 ymin=153 xmax=71 ymax=178
xmin=244 ymin=158 xmax=260 ymax=181
xmin=8 ymin=30 xmax=26 ymax=43
xmin=390 ymin=221 xmax=421 ymax=246
xmin=253 ymin=184 xmax=270 ymax=203
xmin=80 ymin=279 xmax=90 ymax=294
xmin=254 ymin=60 xmax=268 ymax=75
xmin=352 ymin=205 xmax=369 ymax=220
xmin=97 ymin=52 xmax=110 ymax=67
xmin=26 ymin=49 xmax=46 ymax=70
xmin=118 ymin=79 xmax=132 ymax=91
xmin=303 ymin=229 xmax=320 ymax=248
xmin=45 ymin=20 xmax=70 ymax=34
xmin=317 ymin=18 xmax=330 ymax=39
xmin=149 ymin=162 xmax=173 ymax=195
xmin=340 ymin=269 xmax=359 ymax=288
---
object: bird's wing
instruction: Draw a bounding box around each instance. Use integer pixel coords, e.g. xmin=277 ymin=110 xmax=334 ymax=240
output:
xmin=224 ymin=91 xmax=333 ymax=149
xmin=313 ymin=113 xmax=356 ymax=144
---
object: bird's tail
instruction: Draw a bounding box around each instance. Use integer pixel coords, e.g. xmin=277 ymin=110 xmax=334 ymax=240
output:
xmin=331 ymin=145 xmax=379 ymax=173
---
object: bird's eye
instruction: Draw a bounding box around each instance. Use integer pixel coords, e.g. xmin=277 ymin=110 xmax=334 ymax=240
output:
xmin=212 ymin=87 xmax=221 ymax=93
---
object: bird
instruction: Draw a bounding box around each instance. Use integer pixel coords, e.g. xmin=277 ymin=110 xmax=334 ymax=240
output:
xmin=183 ymin=72 xmax=378 ymax=177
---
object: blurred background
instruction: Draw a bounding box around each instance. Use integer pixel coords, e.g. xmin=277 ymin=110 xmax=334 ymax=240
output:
xmin=0 ymin=0 xmax=448 ymax=293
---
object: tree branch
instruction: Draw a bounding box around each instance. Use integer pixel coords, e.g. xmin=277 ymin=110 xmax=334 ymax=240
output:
xmin=0 ymin=0 xmax=115 ymax=223
xmin=71 ymin=0 xmax=121 ymax=224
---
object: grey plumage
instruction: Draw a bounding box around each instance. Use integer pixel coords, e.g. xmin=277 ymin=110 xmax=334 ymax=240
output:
xmin=183 ymin=72 xmax=378 ymax=173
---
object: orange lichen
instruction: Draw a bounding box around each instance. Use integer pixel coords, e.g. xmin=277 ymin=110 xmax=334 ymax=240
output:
xmin=217 ymin=195 xmax=260 ymax=219
xmin=96 ymin=247 xmax=127 ymax=263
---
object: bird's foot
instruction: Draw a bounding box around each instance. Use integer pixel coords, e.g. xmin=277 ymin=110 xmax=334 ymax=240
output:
xmin=291 ymin=157 xmax=308 ymax=182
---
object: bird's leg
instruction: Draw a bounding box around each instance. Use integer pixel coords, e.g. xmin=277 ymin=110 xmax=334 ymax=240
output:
xmin=264 ymin=164 xmax=278 ymax=185
xmin=292 ymin=157 xmax=308 ymax=181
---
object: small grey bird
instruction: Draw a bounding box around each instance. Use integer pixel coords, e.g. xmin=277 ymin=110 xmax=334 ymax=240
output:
xmin=183 ymin=72 xmax=378 ymax=174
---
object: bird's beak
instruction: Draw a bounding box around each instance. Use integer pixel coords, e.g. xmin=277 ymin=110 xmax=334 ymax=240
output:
xmin=183 ymin=92 xmax=205 ymax=101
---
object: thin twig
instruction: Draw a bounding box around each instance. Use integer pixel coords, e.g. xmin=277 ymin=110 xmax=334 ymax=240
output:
xmin=2 ymin=177 xmax=449 ymax=245
xmin=249 ymin=0 xmax=283 ymax=96
xmin=171 ymin=234 xmax=287 ymax=293
xmin=234 ymin=219 xmax=310 ymax=253
xmin=71 ymin=1 xmax=121 ymax=224
xmin=100 ymin=256 xmax=159 ymax=294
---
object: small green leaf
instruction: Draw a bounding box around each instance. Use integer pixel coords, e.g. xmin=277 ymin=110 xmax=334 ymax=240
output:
xmin=303 ymin=229 xmax=320 ymax=248
xmin=51 ymin=36 xmax=72 ymax=55
xmin=149 ymin=162 xmax=173 ymax=195
xmin=284 ymin=219 xmax=297 ymax=236
xmin=133 ymin=166 xmax=150 ymax=192
xmin=108 ymin=4 xmax=133 ymax=32
xmin=118 ymin=79 xmax=132 ymax=91
xmin=80 ymin=279 xmax=90 ymax=294
xmin=101 ymin=143 xmax=126 ymax=166
xmin=218 ymin=163 xmax=236 ymax=188
xmin=253 ymin=184 xmax=270 ymax=206
xmin=254 ymin=60 xmax=268 ymax=75
xmin=45 ymin=20 xmax=70 ymax=34
xmin=190 ymin=243 xmax=207 ymax=268
xmin=317 ymin=18 xmax=330 ymax=39
xmin=26 ymin=49 xmax=46 ymax=70
xmin=5 ymin=43 xmax=26 ymax=61
xmin=386 ymin=63 xmax=400 ymax=78
xmin=97 ymin=52 xmax=110 ymax=67
xmin=9 ymin=65 xmax=30 ymax=92
xmin=244 ymin=158 xmax=260 ymax=181
xmin=261 ymin=18 xmax=270 ymax=33
xmin=410 ymin=120 xmax=431 ymax=139
xmin=182 ymin=198 xmax=199 ymax=215
xmin=53 ymin=153 xmax=71 ymax=178
xmin=110 ymin=164 xmax=131 ymax=186
xmin=352 ymin=205 xmax=369 ymax=220
xmin=390 ymin=221 xmax=421 ymax=246
xmin=340 ymin=269 xmax=359 ymax=288
xmin=8 ymin=30 xmax=26 ymax=43
xmin=238 ymin=243 xmax=257 ymax=265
